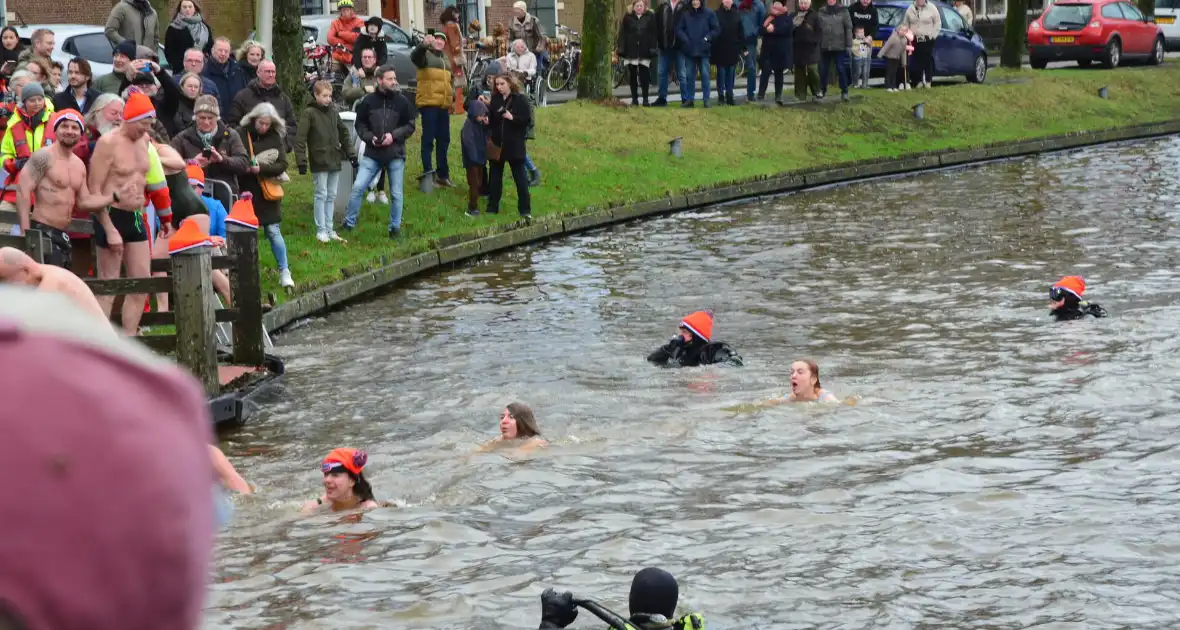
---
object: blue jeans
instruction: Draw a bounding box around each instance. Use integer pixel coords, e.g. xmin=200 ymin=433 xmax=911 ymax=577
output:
xmin=683 ymin=56 xmax=710 ymax=104
xmin=524 ymin=153 xmax=536 ymax=173
xmin=343 ymin=156 xmax=406 ymax=231
xmin=311 ymin=170 xmax=340 ymax=235
xmin=419 ymin=106 xmax=450 ymax=179
xmin=716 ymin=65 xmax=736 ymax=100
xmin=263 ymin=223 xmax=288 ymax=272
xmin=657 ymin=49 xmax=684 ymax=101
xmin=744 ymin=41 xmax=758 ymax=99
xmin=819 ymin=50 xmax=851 ymax=94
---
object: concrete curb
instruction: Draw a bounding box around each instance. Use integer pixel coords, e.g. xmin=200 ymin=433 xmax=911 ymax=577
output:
xmin=263 ymin=120 xmax=1180 ymax=334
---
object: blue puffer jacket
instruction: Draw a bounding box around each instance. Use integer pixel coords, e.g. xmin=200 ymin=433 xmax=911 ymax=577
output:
xmin=738 ymin=0 xmax=766 ymax=42
xmin=676 ymin=3 xmax=721 ymax=58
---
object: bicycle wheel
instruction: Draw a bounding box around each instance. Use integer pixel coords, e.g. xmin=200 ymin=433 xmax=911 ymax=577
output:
xmin=735 ymin=53 xmax=746 ymax=80
xmin=613 ymin=62 xmax=626 ymax=88
xmin=547 ymin=58 xmax=571 ymax=92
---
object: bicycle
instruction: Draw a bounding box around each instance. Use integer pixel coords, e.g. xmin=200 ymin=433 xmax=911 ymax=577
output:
xmin=546 ymin=25 xmax=581 ymax=92
xmin=303 ymin=40 xmax=351 ymax=106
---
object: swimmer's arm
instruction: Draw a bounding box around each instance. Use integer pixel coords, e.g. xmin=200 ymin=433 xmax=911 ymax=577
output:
xmin=73 ymin=163 xmax=118 ymax=213
xmin=359 ymin=499 xmax=380 ymax=510
xmin=209 ymin=445 xmax=252 ymax=495
xmin=819 ymin=393 xmax=840 ymax=404
xmin=14 ymin=151 xmax=49 ymax=233
xmin=86 ymin=138 xmax=118 ymax=235
xmin=300 ymin=496 xmax=326 ymax=514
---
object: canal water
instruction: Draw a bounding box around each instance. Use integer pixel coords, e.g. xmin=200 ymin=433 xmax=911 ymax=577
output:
xmin=206 ymin=137 xmax=1180 ymax=629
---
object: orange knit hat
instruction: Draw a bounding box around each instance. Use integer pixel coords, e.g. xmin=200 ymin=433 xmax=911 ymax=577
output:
xmin=168 ymin=218 xmax=212 ymax=255
xmin=51 ymin=108 xmax=84 ymax=133
xmin=321 ymin=448 xmax=367 ymax=476
xmin=680 ymin=310 xmax=714 ymax=342
xmin=123 ymin=90 xmax=156 ymax=123
xmin=1051 ymin=276 xmax=1086 ymax=300
xmin=185 ymin=164 xmax=205 ymax=187
xmin=225 ymin=192 xmax=258 ymax=230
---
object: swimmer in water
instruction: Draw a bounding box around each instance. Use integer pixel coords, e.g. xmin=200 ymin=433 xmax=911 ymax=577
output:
xmin=647 ymin=310 xmax=743 ymax=367
xmin=1049 ymin=275 xmax=1107 ymax=321
xmin=771 ymin=359 xmax=838 ymax=403
xmin=480 ymin=402 xmax=548 ymax=452
xmin=209 ymin=445 xmax=252 ymax=494
xmin=301 ymin=448 xmax=380 ymax=513
xmin=0 ymin=246 xmax=106 ymax=321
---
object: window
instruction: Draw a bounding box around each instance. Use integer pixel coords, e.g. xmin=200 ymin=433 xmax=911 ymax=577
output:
xmin=302 ymin=0 xmax=325 ymax=15
xmin=381 ymin=22 xmax=411 ymax=46
xmin=1157 ymin=0 xmax=1180 ymax=9
xmin=878 ymin=5 xmax=905 ymax=26
xmin=1120 ymin=2 xmax=1145 ymax=19
xmin=942 ymin=7 xmax=966 ymax=31
xmin=528 ymin=0 xmax=558 ymax=34
xmin=1101 ymin=3 xmax=1126 ymax=17
xmin=1043 ymin=4 xmax=1094 ymax=29
xmin=68 ymin=33 xmax=114 ymax=65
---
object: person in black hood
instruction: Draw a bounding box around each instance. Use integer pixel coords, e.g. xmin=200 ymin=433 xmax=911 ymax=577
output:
xmin=1049 ymin=276 xmax=1107 ymax=321
xmin=539 ymin=567 xmax=706 ymax=630
xmin=648 ymin=310 xmax=743 ymax=367
xmin=849 ymin=0 xmax=879 ymax=40
xmin=353 ymin=16 xmax=391 ymax=69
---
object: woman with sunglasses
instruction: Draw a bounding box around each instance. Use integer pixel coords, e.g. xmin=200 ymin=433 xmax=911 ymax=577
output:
xmin=302 ymin=448 xmax=380 ymax=513
xmin=1049 ymin=276 xmax=1107 ymax=321
xmin=480 ymin=402 xmax=547 ymax=451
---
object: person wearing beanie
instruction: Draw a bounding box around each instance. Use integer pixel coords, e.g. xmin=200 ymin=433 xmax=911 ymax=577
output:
xmin=1049 ymin=275 xmax=1107 ymax=321
xmin=648 ymin=310 xmax=743 ymax=367
xmin=510 ymin=0 xmax=548 ymax=58
xmin=95 ymin=40 xmax=140 ymax=94
xmin=461 ymin=83 xmax=490 ymax=216
xmin=0 ymin=79 xmax=51 ymax=227
xmin=302 ymin=447 xmax=380 ymax=513
xmin=170 ymin=93 xmax=250 ymax=193
xmin=352 ymin=15 xmax=391 ymax=69
xmin=538 ymin=567 xmax=705 ymax=630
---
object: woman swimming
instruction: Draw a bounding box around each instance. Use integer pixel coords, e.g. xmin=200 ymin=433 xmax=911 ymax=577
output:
xmin=776 ymin=359 xmax=839 ymax=403
xmin=301 ymin=448 xmax=380 ymax=513
xmin=480 ymin=402 xmax=548 ymax=452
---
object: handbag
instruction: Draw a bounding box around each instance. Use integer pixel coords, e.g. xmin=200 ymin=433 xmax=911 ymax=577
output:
xmin=246 ymin=132 xmax=284 ymax=201
xmin=486 ymin=98 xmax=508 ymax=162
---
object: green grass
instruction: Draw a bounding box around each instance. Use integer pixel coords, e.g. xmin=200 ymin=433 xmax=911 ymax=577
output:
xmin=259 ymin=64 xmax=1180 ymax=299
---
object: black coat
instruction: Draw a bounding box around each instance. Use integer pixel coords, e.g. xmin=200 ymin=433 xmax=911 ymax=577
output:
xmin=488 ymin=91 xmax=531 ymax=163
xmin=52 ymin=87 xmax=102 ymax=115
xmin=711 ymin=5 xmax=745 ymax=66
xmin=163 ymin=20 xmax=214 ymax=76
xmin=617 ymin=11 xmax=658 ymax=60
xmin=761 ymin=12 xmax=794 ymax=68
xmin=236 ymin=125 xmax=287 ymax=226
xmin=656 ymin=0 xmax=689 ymax=51
xmin=849 ymin=1 xmax=880 ymax=37
xmin=792 ymin=9 xmax=822 ymax=66
xmin=352 ymin=33 xmax=390 ymax=68
xmin=647 ymin=337 xmax=744 ymax=367
xmin=354 ymin=87 xmax=417 ymax=164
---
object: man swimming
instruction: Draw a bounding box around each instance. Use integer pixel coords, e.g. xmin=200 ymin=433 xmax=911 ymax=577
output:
xmin=1049 ymin=276 xmax=1107 ymax=321
xmin=647 ymin=310 xmax=743 ymax=367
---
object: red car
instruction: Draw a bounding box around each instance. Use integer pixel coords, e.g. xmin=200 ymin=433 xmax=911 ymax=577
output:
xmin=1027 ymin=0 xmax=1165 ymax=68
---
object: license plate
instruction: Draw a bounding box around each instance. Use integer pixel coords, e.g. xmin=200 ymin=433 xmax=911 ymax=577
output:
xmin=873 ymin=40 xmax=883 ymax=48
xmin=1156 ymin=16 xmax=1176 ymax=24
xmin=1050 ymin=36 xmax=1076 ymax=43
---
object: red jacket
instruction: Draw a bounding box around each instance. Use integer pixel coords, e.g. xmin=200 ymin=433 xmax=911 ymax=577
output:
xmin=329 ymin=16 xmax=365 ymax=65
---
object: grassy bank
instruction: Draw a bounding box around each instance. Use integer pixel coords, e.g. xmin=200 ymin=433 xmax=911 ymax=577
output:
xmin=261 ymin=64 xmax=1180 ymax=299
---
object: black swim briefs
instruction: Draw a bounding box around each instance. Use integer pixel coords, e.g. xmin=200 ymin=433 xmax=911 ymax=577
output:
xmin=93 ymin=207 xmax=149 ymax=249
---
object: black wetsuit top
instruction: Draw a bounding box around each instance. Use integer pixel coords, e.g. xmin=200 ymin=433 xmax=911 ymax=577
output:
xmin=647 ymin=336 xmax=743 ymax=367
xmin=1052 ymin=301 xmax=1107 ymax=321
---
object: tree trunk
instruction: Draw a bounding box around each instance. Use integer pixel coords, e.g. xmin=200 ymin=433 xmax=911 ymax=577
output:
xmin=577 ymin=0 xmax=615 ymax=99
xmin=1000 ymin=0 xmax=1028 ymax=69
xmin=274 ymin=0 xmax=307 ymax=111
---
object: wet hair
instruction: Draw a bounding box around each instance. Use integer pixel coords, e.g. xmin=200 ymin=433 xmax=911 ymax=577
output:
xmin=800 ymin=359 xmax=822 ymax=392
xmin=349 ymin=471 xmax=375 ymax=502
xmin=506 ymin=402 xmax=541 ymax=438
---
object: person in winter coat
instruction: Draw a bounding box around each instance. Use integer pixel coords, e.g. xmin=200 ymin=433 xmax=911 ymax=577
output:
xmin=737 ymin=0 xmax=766 ymax=102
xmin=817 ymin=0 xmax=853 ymax=101
xmin=53 ymin=58 xmax=101 ymax=115
xmin=792 ymin=0 xmax=822 ymax=101
xmin=712 ymin=0 xmax=744 ymax=105
xmin=878 ymin=24 xmax=910 ymax=90
xmin=538 ymin=568 xmax=706 ymax=630
xmin=675 ymin=0 xmax=720 ymax=108
xmin=509 ymin=2 xmax=548 ymax=58
xmin=0 ymin=27 xmax=23 ymax=77
xmin=295 ymin=81 xmax=357 ymax=243
xmin=170 ymin=94 xmax=250 ymax=193
xmin=105 ymin=0 xmax=160 ymax=50
xmin=237 ymin=102 xmax=292 ymax=289
xmin=647 ymin=311 xmax=743 ymax=367
xmin=328 ymin=0 xmax=365 ymax=73
xmin=759 ymin=0 xmax=793 ymax=104
xmin=440 ymin=6 xmax=467 ymax=102
xmin=235 ymin=40 xmax=267 ymax=84
xmin=204 ymin=38 xmax=247 ymax=120
xmin=164 ymin=0 xmax=213 ymax=75
xmin=174 ymin=72 xmax=203 ymax=130
xmin=616 ymin=0 xmax=658 ymax=106
xmin=352 ymin=17 xmax=390 ymax=69
xmin=412 ymin=35 xmax=454 ymax=188
xmin=341 ymin=65 xmax=416 ymax=238
xmin=343 ymin=47 xmax=381 ymax=106
xmin=461 ymin=89 xmax=489 ymax=216
xmin=902 ymin=0 xmax=939 ymax=87
xmin=652 ymin=0 xmax=688 ymax=106
xmin=1048 ymin=276 xmax=1107 ymax=321
xmin=849 ymin=0 xmax=879 ymax=41
xmin=227 ymin=61 xmax=297 ymax=152
xmin=486 ymin=73 xmax=531 ymax=218
xmin=954 ymin=0 xmax=973 ymax=26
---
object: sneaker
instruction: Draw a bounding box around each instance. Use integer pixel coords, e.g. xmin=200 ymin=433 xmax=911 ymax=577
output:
xmin=377 ymin=191 xmax=388 ymax=204
xmin=388 ymin=226 xmax=401 ymax=239
xmin=775 ymin=99 xmax=785 ymax=106
xmin=466 ymin=208 xmax=480 ymax=217
xmin=329 ymin=231 xmax=347 ymax=243
xmin=316 ymin=231 xmax=330 ymax=243
xmin=840 ymin=92 xmax=850 ymax=102
xmin=366 ymin=191 xmax=376 ymax=203
xmin=435 ymin=177 xmax=455 ymax=188
xmin=680 ymin=101 xmax=694 ymax=108
xmin=279 ymin=269 xmax=294 ymax=288
xmin=642 ymin=98 xmax=650 ymax=106
xmin=651 ymin=97 xmax=668 ymax=107
xmin=887 ymin=88 xmax=897 ymax=92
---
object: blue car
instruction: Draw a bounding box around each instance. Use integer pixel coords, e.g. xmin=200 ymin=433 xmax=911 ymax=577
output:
xmin=871 ymin=1 xmax=989 ymax=83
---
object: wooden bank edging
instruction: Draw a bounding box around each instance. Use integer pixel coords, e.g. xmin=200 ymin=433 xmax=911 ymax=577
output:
xmin=263 ymin=120 xmax=1180 ymax=334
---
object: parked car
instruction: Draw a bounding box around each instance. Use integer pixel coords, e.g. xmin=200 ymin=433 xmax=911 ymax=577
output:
xmin=1154 ymin=0 xmax=1179 ymax=50
xmin=13 ymin=24 xmax=170 ymax=79
xmin=871 ymin=1 xmax=989 ymax=84
xmin=252 ymin=15 xmax=419 ymax=88
xmin=1026 ymin=0 xmax=1165 ymax=68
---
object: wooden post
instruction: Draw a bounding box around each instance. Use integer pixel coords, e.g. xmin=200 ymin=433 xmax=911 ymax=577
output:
xmin=227 ymin=224 xmax=264 ymax=365
xmin=172 ymin=244 xmax=220 ymax=395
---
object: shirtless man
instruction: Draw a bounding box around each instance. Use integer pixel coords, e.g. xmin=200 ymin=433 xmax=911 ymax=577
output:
xmin=0 ymin=246 xmax=105 ymax=320
xmin=16 ymin=110 xmax=135 ymax=269
xmin=87 ymin=91 xmax=174 ymax=334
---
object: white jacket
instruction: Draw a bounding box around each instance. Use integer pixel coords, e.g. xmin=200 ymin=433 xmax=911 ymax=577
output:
xmin=504 ymin=51 xmax=538 ymax=78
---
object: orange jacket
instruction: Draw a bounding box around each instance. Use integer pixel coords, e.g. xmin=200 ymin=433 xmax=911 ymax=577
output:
xmin=329 ymin=16 xmax=365 ymax=65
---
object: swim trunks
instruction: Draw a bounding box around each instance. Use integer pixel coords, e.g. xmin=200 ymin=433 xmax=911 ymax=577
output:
xmin=92 ymin=207 xmax=149 ymax=249
xmin=28 ymin=219 xmax=72 ymax=269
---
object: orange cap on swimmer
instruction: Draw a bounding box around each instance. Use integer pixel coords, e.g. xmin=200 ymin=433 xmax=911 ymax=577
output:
xmin=321 ymin=448 xmax=367 ymax=476
xmin=1051 ymin=276 xmax=1086 ymax=300
xmin=680 ymin=310 xmax=714 ymax=342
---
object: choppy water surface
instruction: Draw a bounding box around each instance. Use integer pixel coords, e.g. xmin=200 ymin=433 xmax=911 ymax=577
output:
xmin=207 ymin=137 xmax=1180 ymax=629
